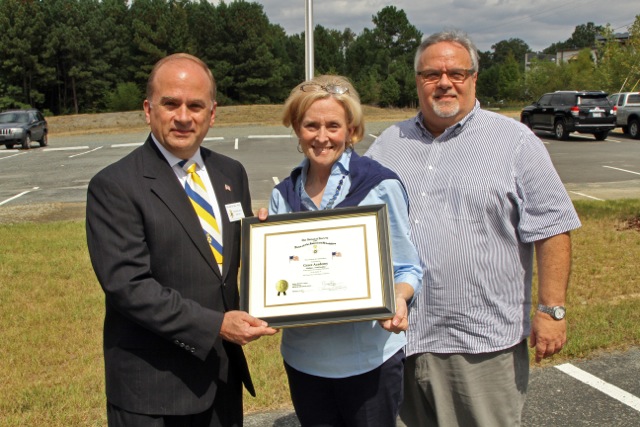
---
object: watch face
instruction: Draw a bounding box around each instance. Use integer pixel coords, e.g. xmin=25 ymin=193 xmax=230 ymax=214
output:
xmin=553 ymin=307 xmax=566 ymax=320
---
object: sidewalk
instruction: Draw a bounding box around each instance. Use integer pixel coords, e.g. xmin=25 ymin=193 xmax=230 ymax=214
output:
xmin=244 ymin=409 xmax=300 ymax=427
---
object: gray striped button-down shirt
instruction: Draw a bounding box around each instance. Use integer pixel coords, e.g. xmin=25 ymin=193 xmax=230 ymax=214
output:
xmin=365 ymin=102 xmax=581 ymax=355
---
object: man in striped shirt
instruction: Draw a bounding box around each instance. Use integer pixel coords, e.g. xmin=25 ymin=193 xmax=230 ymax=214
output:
xmin=366 ymin=30 xmax=581 ymax=427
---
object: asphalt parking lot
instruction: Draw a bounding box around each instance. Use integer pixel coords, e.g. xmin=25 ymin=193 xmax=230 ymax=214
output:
xmin=244 ymin=347 xmax=640 ymax=426
xmin=1 ymin=123 xmax=639 ymax=425
xmin=1 ymin=122 xmax=639 ymax=208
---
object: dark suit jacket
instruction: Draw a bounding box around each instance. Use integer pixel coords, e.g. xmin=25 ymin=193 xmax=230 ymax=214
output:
xmin=86 ymin=136 xmax=254 ymax=416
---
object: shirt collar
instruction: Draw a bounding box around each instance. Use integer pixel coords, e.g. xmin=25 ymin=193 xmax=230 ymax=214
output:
xmin=298 ymin=148 xmax=352 ymax=178
xmin=414 ymin=100 xmax=480 ymax=138
xmin=151 ymin=134 xmax=204 ymax=170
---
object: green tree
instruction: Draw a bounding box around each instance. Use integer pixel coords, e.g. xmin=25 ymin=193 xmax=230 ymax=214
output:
xmin=564 ymin=49 xmax=597 ymax=90
xmin=593 ymin=25 xmax=631 ymax=93
xmin=490 ymin=38 xmax=530 ymax=65
xmin=496 ymin=53 xmax=524 ymax=101
xmin=544 ymin=22 xmax=605 ymax=54
xmin=129 ymin=0 xmax=192 ymax=85
xmin=0 ymin=0 xmax=52 ymax=108
xmin=106 ymin=82 xmax=144 ymax=111
xmin=379 ymin=76 xmax=401 ymax=107
xmin=44 ymin=0 xmax=115 ymax=114
xmin=211 ymin=1 xmax=290 ymax=104
xmin=523 ymin=59 xmax=559 ymax=100
xmin=314 ymin=25 xmax=346 ymax=75
xmin=346 ymin=6 xmax=420 ymax=106
xmin=356 ymin=69 xmax=382 ymax=105
xmin=568 ymin=22 xmax=605 ymax=49
xmin=100 ymin=0 xmax=136 ymax=91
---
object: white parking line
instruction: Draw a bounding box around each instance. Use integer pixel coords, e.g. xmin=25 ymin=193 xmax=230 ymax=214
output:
xmin=235 ymin=138 xmax=239 ymax=150
xmin=555 ymin=363 xmax=640 ymax=412
xmin=0 ymin=152 xmax=27 ymax=161
xmin=368 ymin=133 xmax=378 ymax=139
xmin=569 ymin=191 xmax=605 ymax=201
xmin=0 ymin=187 xmax=40 ymax=206
xmin=204 ymin=137 xmax=224 ymax=142
xmin=247 ymin=135 xmax=292 ymax=139
xmin=603 ymin=165 xmax=640 ymax=176
xmin=112 ymin=142 xmax=144 ymax=148
xmin=272 ymin=177 xmax=280 ymax=185
xmin=43 ymin=146 xmax=90 ymax=151
xmin=69 ymin=146 xmax=103 ymax=158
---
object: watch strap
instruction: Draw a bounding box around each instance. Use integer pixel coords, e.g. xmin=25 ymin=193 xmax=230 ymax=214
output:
xmin=537 ymin=304 xmax=566 ymax=320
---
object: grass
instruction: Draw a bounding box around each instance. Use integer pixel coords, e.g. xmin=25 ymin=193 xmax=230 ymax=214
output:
xmin=45 ymin=105 xmax=425 ymax=136
xmin=1 ymin=201 xmax=638 ymax=424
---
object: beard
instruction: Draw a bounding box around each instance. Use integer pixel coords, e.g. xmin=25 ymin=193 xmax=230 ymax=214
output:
xmin=431 ymin=98 xmax=460 ymax=118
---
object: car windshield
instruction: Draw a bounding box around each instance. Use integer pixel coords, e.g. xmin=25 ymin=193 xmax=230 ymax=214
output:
xmin=578 ymin=97 xmax=610 ymax=107
xmin=0 ymin=112 xmax=29 ymax=124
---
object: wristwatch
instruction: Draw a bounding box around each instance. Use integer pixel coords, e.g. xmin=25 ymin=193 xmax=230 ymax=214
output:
xmin=537 ymin=304 xmax=566 ymax=320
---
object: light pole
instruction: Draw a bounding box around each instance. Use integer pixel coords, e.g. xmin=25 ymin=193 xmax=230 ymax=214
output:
xmin=305 ymin=0 xmax=314 ymax=80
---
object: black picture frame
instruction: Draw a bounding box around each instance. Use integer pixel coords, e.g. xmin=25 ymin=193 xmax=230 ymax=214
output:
xmin=239 ymin=204 xmax=395 ymax=328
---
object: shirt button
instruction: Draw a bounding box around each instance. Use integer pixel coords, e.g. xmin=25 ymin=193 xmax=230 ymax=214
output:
xmin=428 ymin=165 xmax=433 ymax=170
xmin=421 ymin=192 xmax=426 ymax=197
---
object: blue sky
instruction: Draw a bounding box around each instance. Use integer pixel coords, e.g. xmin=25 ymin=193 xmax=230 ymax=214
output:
xmin=235 ymin=0 xmax=638 ymax=52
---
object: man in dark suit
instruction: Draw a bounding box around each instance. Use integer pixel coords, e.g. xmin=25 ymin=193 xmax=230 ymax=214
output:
xmin=86 ymin=53 xmax=277 ymax=427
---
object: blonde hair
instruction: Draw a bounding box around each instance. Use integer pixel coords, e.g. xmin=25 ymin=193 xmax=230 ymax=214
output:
xmin=282 ymin=75 xmax=364 ymax=144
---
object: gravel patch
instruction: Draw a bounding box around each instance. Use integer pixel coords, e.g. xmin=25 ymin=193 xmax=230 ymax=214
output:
xmin=0 ymin=203 xmax=86 ymax=224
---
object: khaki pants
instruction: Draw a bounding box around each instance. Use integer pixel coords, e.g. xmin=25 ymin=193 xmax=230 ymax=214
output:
xmin=398 ymin=340 xmax=529 ymax=427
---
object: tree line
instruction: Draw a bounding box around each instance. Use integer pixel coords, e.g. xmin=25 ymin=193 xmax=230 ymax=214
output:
xmin=1 ymin=0 xmax=639 ymax=116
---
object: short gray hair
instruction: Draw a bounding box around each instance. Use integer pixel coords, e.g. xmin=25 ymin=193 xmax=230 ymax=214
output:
xmin=414 ymin=30 xmax=479 ymax=73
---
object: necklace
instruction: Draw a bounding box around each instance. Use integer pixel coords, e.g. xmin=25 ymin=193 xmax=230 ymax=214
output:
xmin=323 ymin=173 xmax=347 ymax=210
xmin=300 ymin=173 xmax=348 ymax=210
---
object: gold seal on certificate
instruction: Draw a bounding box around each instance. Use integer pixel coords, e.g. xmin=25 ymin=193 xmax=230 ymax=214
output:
xmin=275 ymin=279 xmax=289 ymax=296
xmin=240 ymin=205 xmax=396 ymax=328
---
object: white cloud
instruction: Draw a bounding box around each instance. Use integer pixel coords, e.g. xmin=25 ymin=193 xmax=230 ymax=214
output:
xmin=252 ymin=0 xmax=638 ymax=51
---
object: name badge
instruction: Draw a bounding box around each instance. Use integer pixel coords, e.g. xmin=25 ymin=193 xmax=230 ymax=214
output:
xmin=225 ymin=202 xmax=245 ymax=222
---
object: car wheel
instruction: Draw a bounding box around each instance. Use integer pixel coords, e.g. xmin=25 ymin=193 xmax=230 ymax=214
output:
xmin=22 ymin=134 xmax=31 ymax=149
xmin=5 ymin=143 xmax=14 ymax=149
xmin=39 ymin=133 xmax=48 ymax=147
xmin=521 ymin=115 xmax=531 ymax=129
xmin=629 ymin=119 xmax=640 ymax=139
xmin=554 ymin=119 xmax=569 ymax=140
xmin=622 ymin=126 xmax=629 ymax=134
xmin=593 ymin=131 xmax=608 ymax=141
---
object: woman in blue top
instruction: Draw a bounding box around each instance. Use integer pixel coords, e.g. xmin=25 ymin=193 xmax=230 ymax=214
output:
xmin=270 ymin=75 xmax=422 ymax=427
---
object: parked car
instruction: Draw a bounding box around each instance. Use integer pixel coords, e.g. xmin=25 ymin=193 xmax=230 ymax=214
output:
xmin=520 ymin=91 xmax=616 ymax=140
xmin=608 ymin=92 xmax=640 ymax=139
xmin=0 ymin=109 xmax=48 ymax=149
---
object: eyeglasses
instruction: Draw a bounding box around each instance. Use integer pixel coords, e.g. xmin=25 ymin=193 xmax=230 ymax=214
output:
xmin=416 ymin=69 xmax=476 ymax=84
xmin=300 ymin=83 xmax=349 ymax=94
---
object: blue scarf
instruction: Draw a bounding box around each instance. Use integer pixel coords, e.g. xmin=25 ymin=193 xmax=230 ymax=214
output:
xmin=274 ymin=150 xmax=403 ymax=212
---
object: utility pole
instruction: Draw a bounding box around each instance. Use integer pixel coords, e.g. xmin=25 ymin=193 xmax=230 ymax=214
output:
xmin=305 ymin=0 xmax=314 ymax=80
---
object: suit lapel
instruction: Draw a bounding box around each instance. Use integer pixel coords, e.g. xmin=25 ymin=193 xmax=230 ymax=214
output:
xmin=141 ymin=138 xmax=222 ymax=278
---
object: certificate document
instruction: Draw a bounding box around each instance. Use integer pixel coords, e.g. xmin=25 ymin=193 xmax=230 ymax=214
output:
xmin=240 ymin=205 xmax=395 ymax=328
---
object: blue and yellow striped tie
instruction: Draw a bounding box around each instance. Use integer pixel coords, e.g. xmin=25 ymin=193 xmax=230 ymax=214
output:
xmin=182 ymin=162 xmax=223 ymax=266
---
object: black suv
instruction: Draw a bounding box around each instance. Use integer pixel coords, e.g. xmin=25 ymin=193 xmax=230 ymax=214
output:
xmin=0 ymin=109 xmax=48 ymax=149
xmin=520 ymin=91 xmax=616 ymax=140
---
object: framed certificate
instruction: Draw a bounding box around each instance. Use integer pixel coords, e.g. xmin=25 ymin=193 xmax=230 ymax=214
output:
xmin=239 ymin=204 xmax=395 ymax=328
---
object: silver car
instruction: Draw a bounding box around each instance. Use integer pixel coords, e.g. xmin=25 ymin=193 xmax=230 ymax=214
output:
xmin=0 ymin=109 xmax=48 ymax=149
